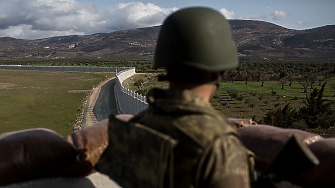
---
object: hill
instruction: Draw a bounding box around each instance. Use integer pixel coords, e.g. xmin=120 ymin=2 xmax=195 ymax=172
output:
xmin=0 ymin=20 xmax=334 ymax=60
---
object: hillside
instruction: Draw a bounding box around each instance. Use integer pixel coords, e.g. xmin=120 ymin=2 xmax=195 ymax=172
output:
xmin=0 ymin=20 xmax=334 ymax=60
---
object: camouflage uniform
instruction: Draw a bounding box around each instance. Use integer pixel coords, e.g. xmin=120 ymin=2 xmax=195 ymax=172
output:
xmin=130 ymin=88 xmax=251 ymax=188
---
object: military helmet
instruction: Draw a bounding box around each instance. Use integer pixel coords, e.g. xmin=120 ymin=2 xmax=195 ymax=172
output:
xmin=154 ymin=7 xmax=238 ymax=72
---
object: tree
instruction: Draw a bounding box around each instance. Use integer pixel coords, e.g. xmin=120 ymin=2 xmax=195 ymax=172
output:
xmin=299 ymin=82 xmax=333 ymax=129
xmin=259 ymin=74 xmax=269 ymax=87
xmin=279 ymin=71 xmax=288 ymax=79
xmin=228 ymin=70 xmax=238 ymax=82
xmin=287 ymin=73 xmax=295 ymax=86
xmin=240 ymin=71 xmax=251 ymax=84
xmin=280 ymin=78 xmax=288 ymax=89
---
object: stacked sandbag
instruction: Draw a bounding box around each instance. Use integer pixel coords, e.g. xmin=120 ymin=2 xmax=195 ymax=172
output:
xmin=237 ymin=125 xmax=335 ymax=188
xmin=237 ymin=125 xmax=323 ymax=169
xmin=0 ymin=128 xmax=79 ymax=186
xmin=65 ymin=114 xmax=133 ymax=176
xmin=65 ymin=119 xmax=109 ymax=176
xmin=296 ymin=138 xmax=335 ymax=188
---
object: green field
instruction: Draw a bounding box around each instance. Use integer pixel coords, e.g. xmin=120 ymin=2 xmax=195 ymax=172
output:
xmin=212 ymin=80 xmax=335 ymax=120
xmin=132 ymin=73 xmax=335 ymax=132
xmin=0 ymin=69 xmax=115 ymax=137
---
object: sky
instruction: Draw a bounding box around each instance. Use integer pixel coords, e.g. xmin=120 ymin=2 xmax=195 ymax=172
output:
xmin=0 ymin=0 xmax=334 ymax=40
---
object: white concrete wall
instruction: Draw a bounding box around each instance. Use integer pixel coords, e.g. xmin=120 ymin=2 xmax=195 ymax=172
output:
xmin=114 ymin=68 xmax=148 ymax=115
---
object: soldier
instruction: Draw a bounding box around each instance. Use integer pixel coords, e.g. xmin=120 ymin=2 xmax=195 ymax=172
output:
xmin=128 ymin=7 xmax=252 ymax=188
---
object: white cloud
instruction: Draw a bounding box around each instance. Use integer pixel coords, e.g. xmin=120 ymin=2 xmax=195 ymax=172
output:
xmin=219 ymin=8 xmax=266 ymax=20
xmin=106 ymin=3 xmax=177 ymax=30
xmin=312 ymin=10 xmax=318 ymax=15
xmin=297 ymin=20 xmax=310 ymax=26
xmin=219 ymin=8 xmax=237 ymax=19
xmin=271 ymin=10 xmax=288 ymax=20
xmin=0 ymin=0 xmax=177 ymax=39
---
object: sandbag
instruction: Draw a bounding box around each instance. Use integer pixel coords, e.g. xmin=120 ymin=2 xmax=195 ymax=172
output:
xmin=237 ymin=125 xmax=323 ymax=169
xmin=115 ymin=114 xmax=134 ymax=122
xmin=227 ymin=118 xmax=257 ymax=129
xmin=296 ymin=138 xmax=335 ymax=188
xmin=0 ymin=128 xmax=78 ymax=186
xmin=65 ymin=119 xmax=109 ymax=176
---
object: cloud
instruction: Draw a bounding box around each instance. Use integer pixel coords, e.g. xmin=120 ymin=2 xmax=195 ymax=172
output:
xmin=106 ymin=3 xmax=177 ymax=30
xmin=297 ymin=20 xmax=310 ymax=26
xmin=312 ymin=10 xmax=318 ymax=15
xmin=219 ymin=8 xmax=266 ymax=20
xmin=0 ymin=0 xmax=177 ymax=39
xmin=271 ymin=10 xmax=288 ymax=20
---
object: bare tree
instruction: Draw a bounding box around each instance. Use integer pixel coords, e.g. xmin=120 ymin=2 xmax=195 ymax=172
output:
xmin=240 ymin=71 xmax=251 ymax=84
xmin=260 ymin=74 xmax=270 ymax=87
xmin=280 ymin=78 xmax=288 ymax=89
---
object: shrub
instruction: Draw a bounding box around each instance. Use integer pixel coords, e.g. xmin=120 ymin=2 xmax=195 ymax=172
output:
xmin=261 ymin=103 xmax=299 ymax=129
xmin=137 ymin=89 xmax=147 ymax=96
xmin=236 ymin=95 xmax=245 ymax=101
xmin=249 ymin=103 xmax=256 ymax=111
xmin=258 ymin=94 xmax=264 ymax=101
xmin=291 ymin=120 xmax=308 ymax=131
xmin=249 ymin=91 xmax=257 ymax=97
xmin=133 ymin=78 xmax=145 ymax=88
xmin=226 ymin=88 xmax=239 ymax=99
xmin=315 ymin=113 xmax=335 ymax=129
xmin=274 ymin=103 xmax=281 ymax=107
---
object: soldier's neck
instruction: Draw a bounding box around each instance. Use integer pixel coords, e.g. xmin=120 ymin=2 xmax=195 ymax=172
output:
xmin=169 ymin=82 xmax=217 ymax=102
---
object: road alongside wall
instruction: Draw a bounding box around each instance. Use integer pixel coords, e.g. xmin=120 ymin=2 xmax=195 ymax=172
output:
xmin=93 ymin=79 xmax=118 ymax=121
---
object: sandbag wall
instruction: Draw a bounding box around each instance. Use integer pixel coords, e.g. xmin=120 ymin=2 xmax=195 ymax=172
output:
xmin=0 ymin=65 xmax=129 ymax=73
xmin=114 ymin=68 xmax=148 ymax=115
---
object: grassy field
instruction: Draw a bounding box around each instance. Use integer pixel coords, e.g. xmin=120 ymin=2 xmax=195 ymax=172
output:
xmin=212 ymin=80 xmax=335 ymax=121
xmin=0 ymin=69 xmax=115 ymax=137
xmin=132 ymin=73 xmax=335 ymax=122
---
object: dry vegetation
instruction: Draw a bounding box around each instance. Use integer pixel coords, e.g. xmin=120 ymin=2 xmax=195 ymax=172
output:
xmin=0 ymin=69 xmax=115 ymax=137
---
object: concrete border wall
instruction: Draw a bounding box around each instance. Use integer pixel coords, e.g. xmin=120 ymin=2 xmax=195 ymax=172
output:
xmin=0 ymin=65 xmax=129 ymax=73
xmin=92 ymin=79 xmax=118 ymax=122
xmin=114 ymin=68 xmax=148 ymax=115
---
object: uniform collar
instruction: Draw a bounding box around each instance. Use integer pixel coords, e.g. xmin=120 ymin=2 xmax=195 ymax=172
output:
xmin=146 ymin=88 xmax=218 ymax=116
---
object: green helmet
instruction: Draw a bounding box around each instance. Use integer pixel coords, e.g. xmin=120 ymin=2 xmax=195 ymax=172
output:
xmin=154 ymin=7 xmax=238 ymax=72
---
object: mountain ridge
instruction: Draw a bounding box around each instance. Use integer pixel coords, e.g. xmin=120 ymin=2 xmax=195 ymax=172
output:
xmin=0 ymin=20 xmax=334 ymax=60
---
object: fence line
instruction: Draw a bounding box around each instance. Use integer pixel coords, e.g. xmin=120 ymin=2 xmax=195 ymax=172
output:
xmin=115 ymin=68 xmax=148 ymax=115
xmin=0 ymin=65 xmax=129 ymax=73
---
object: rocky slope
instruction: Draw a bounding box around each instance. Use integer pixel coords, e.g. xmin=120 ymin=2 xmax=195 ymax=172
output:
xmin=0 ymin=20 xmax=334 ymax=60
